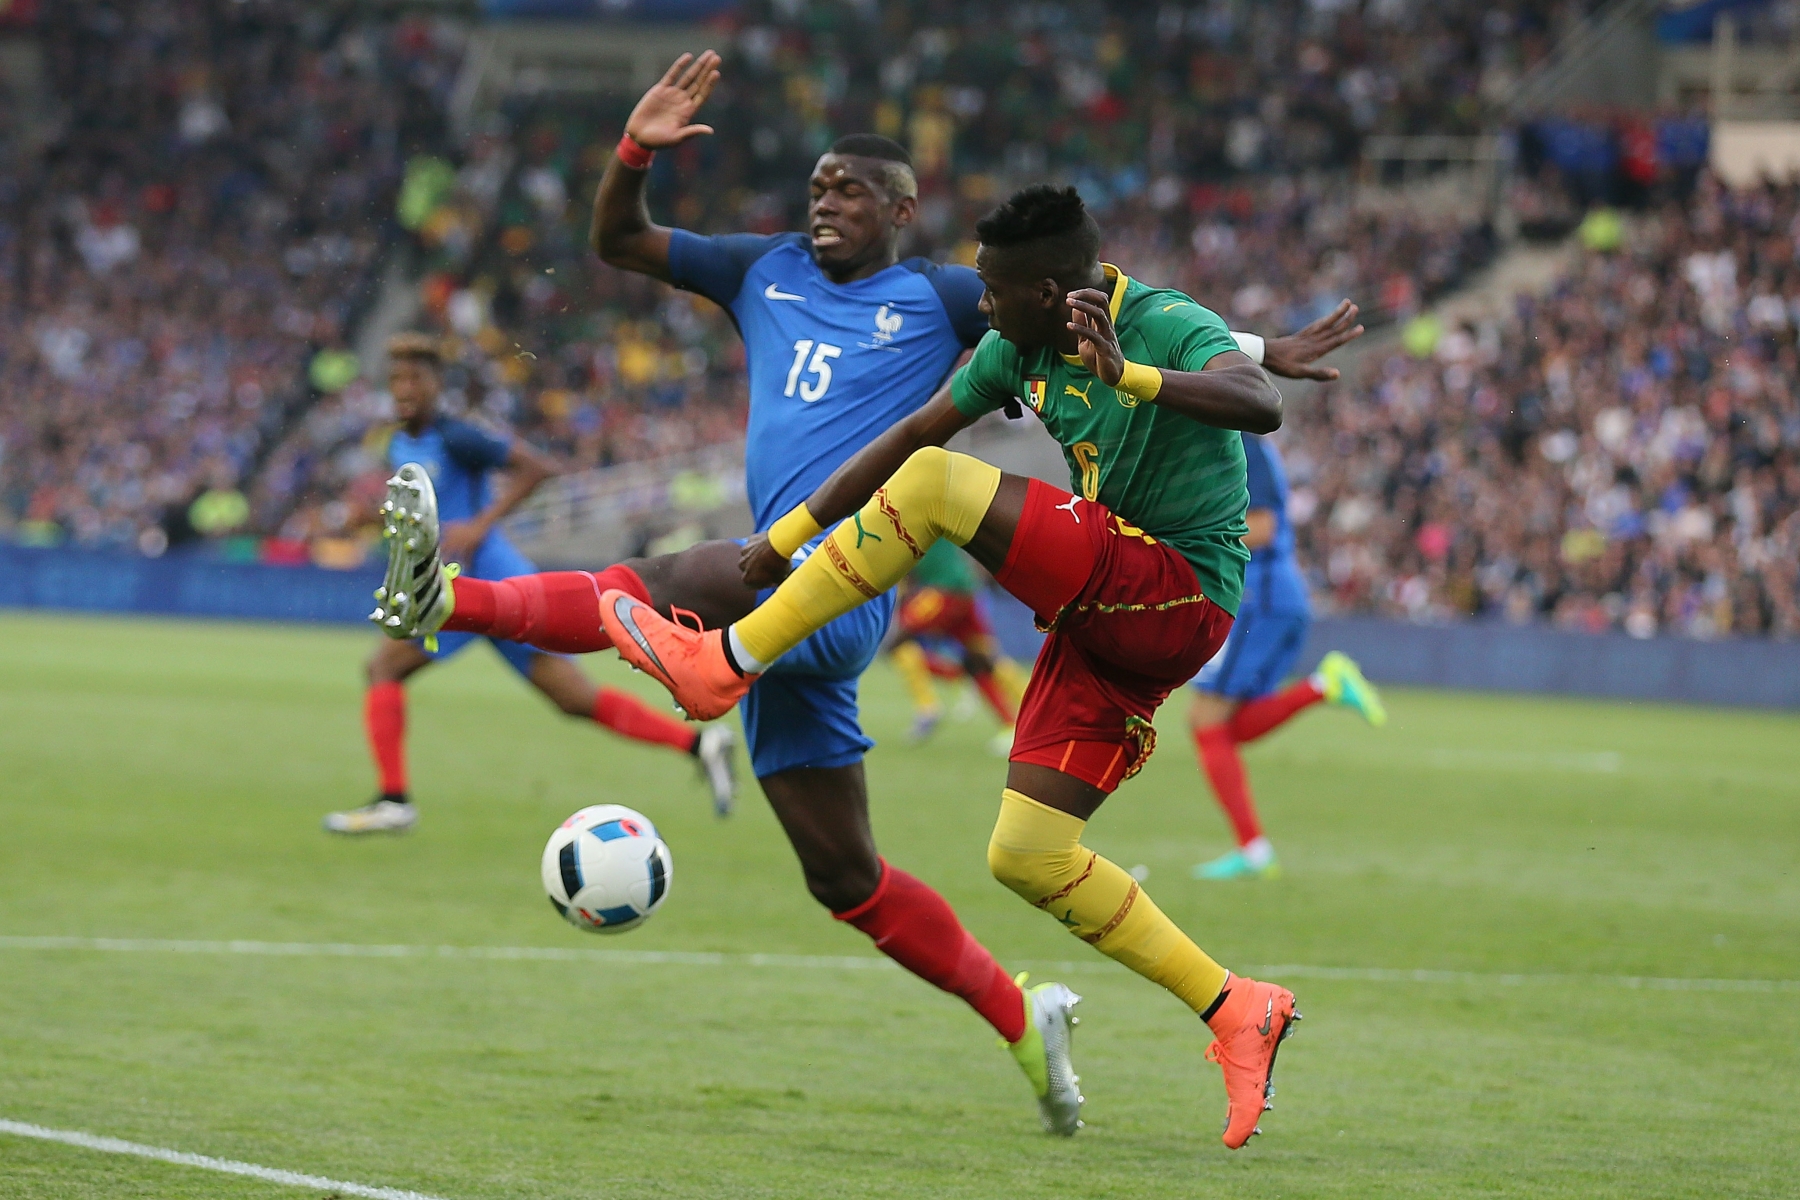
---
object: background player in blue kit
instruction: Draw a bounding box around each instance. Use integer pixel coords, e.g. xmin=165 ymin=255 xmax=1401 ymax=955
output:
xmin=1185 ymin=430 xmax=1387 ymax=879
xmin=370 ymin=51 xmax=1363 ymax=1126
xmin=325 ymin=334 xmax=736 ymax=835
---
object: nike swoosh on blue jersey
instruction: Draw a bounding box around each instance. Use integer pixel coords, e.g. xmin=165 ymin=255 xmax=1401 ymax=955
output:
xmin=763 ymin=283 xmax=806 ymax=302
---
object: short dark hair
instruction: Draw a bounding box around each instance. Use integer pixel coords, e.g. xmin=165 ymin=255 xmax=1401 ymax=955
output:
xmin=825 ymin=133 xmax=918 ymax=200
xmin=974 ymin=185 xmax=1101 ymax=281
xmin=829 ymin=133 xmax=912 ymax=167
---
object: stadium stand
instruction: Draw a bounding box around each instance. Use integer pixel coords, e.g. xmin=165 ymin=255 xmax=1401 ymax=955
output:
xmin=0 ymin=2 xmax=461 ymax=556
xmin=1289 ymin=177 xmax=1800 ymax=638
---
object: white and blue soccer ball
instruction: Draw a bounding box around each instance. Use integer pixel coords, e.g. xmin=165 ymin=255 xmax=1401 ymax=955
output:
xmin=541 ymin=804 xmax=672 ymax=934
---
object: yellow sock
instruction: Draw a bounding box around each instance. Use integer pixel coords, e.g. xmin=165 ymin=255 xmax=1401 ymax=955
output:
xmin=987 ymin=788 xmax=1228 ymax=1012
xmin=993 ymin=657 xmax=1029 ymax=708
xmin=890 ymin=641 xmax=940 ymax=715
xmin=735 ymin=447 xmax=1001 ymax=666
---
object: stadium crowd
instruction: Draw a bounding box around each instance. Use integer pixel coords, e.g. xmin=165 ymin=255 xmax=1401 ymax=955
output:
xmin=7 ymin=1 xmax=1795 ymax=642
xmin=1287 ymin=177 xmax=1800 ymax=638
xmin=0 ymin=1 xmax=461 ymax=553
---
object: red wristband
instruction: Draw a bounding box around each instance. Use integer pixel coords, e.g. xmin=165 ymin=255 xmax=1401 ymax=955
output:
xmin=616 ymin=134 xmax=655 ymax=170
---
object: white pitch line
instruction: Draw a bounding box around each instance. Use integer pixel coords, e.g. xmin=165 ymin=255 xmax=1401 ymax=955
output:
xmin=3 ymin=935 xmax=1795 ymax=994
xmin=0 ymin=1119 xmax=450 ymax=1200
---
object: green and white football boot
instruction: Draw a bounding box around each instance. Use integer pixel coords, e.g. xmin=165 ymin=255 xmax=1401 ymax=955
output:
xmin=1005 ymin=974 xmax=1084 ymax=1135
xmin=369 ymin=463 xmax=456 ymax=646
xmin=1317 ymin=651 xmax=1386 ymax=727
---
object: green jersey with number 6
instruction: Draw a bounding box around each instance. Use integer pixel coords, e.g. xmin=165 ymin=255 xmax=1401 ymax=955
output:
xmin=949 ymin=264 xmax=1253 ymax=615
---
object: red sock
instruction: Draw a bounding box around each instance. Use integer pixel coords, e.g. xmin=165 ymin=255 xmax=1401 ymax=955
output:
xmin=924 ymin=652 xmax=962 ymax=680
xmin=364 ymin=681 xmax=407 ymax=796
xmin=971 ymin=672 xmax=1018 ymax=725
xmin=443 ymin=565 xmax=651 ymax=654
xmin=836 ymin=861 xmax=1026 ymax=1043
xmin=1225 ymin=678 xmax=1324 ymax=744
xmin=1195 ymin=725 xmax=1262 ymax=846
xmin=594 ymin=687 xmax=697 ymax=752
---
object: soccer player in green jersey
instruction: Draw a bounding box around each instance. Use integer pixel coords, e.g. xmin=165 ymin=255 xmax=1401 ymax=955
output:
xmin=597 ymin=185 xmax=1361 ymax=1146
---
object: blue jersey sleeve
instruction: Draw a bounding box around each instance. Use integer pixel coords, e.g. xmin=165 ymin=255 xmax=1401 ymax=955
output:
xmin=438 ymin=418 xmax=512 ymax=472
xmin=667 ymin=230 xmax=792 ymax=307
xmin=903 ymin=259 xmax=989 ymax=349
xmin=1242 ymin=435 xmax=1283 ymax=512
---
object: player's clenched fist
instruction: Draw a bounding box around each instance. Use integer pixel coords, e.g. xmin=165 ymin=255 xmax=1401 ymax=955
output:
xmin=625 ymin=51 xmax=722 ymax=150
xmin=739 ymin=533 xmax=793 ymax=589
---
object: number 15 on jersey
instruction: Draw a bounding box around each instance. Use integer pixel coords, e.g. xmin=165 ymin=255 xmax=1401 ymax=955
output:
xmin=784 ymin=339 xmax=842 ymax=402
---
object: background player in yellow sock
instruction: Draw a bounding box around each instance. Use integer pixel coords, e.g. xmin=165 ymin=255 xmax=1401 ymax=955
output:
xmin=601 ymin=186 xmax=1362 ymax=1146
xmin=888 ymin=540 xmax=1027 ymax=751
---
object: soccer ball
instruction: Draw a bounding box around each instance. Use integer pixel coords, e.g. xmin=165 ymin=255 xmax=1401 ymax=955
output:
xmin=541 ymin=804 xmax=672 ymax=934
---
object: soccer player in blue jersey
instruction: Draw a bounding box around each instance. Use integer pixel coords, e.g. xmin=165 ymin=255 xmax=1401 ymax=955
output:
xmin=325 ymin=334 xmax=737 ymax=835
xmin=1186 ymin=429 xmax=1386 ymax=879
xmin=367 ymin=51 xmax=1359 ymax=1131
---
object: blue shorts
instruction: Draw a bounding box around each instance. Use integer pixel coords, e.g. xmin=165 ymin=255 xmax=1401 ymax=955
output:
xmin=737 ymin=537 xmax=896 ymax=779
xmin=418 ymin=533 xmax=553 ymax=679
xmin=1191 ymin=607 xmax=1311 ymax=701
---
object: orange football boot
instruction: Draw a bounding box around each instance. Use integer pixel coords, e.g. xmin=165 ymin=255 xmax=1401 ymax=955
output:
xmin=1203 ymin=974 xmax=1299 ymax=1149
xmin=596 ymin=589 xmax=755 ymax=721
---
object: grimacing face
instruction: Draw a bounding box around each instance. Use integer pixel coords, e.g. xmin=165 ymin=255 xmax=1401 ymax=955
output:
xmin=806 ymin=153 xmax=914 ymax=275
xmin=389 ymin=357 xmax=440 ymax=424
xmin=975 ymin=245 xmax=1065 ymax=350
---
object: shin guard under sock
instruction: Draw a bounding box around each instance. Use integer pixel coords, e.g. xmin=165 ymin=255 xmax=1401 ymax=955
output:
xmin=364 ymin=681 xmax=407 ymax=796
xmin=835 ymin=860 xmax=1026 ymax=1043
xmin=734 ymin=448 xmax=1001 ymax=665
xmin=444 ymin=565 xmax=651 ymax=654
xmin=593 ymin=687 xmax=697 ymax=752
xmin=988 ymin=789 xmax=1229 ymax=1012
xmin=1225 ymin=678 xmax=1324 ymax=744
xmin=1194 ymin=725 xmax=1263 ymax=846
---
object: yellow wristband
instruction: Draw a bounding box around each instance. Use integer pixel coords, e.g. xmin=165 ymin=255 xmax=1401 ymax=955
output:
xmin=1115 ymin=360 xmax=1164 ymax=402
xmin=767 ymin=503 xmax=825 ymax=558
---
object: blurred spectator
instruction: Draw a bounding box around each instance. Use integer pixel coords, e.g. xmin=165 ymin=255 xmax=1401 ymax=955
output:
xmin=1286 ymin=175 xmax=1800 ymax=639
xmin=0 ymin=1 xmax=462 ymax=552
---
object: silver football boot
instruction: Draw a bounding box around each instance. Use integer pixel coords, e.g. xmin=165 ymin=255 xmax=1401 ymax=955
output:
xmin=369 ymin=464 xmax=455 ymax=643
xmin=1005 ymin=977 xmax=1085 ymax=1135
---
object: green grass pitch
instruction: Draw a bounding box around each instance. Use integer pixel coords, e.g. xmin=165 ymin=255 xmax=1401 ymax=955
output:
xmin=1 ymin=610 xmax=1796 ymax=1199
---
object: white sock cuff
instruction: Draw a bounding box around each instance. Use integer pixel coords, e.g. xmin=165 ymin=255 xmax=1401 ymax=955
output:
xmin=727 ymin=624 xmax=772 ymax=674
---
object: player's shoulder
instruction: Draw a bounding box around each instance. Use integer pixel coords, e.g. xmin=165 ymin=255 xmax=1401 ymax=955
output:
xmin=435 ymin=415 xmax=511 ymax=463
xmin=896 ymin=257 xmax=988 ymax=347
xmin=1122 ymin=277 xmax=1226 ymax=328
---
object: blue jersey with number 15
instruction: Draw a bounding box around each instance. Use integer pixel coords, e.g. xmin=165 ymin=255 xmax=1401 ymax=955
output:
xmin=667 ymin=231 xmax=988 ymax=530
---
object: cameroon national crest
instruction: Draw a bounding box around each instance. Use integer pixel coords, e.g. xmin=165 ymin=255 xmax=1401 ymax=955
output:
xmin=1025 ymin=376 xmax=1048 ymax=413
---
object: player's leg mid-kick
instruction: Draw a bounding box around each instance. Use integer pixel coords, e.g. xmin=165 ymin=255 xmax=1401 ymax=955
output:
xmin=595 ymin=183 xmax=1358 ymax=1146
xmin=602 ymin=451 xmax=1298 ymax=1148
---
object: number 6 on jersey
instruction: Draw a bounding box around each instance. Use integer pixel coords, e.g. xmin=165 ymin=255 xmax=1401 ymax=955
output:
xmin=784 ymin=339 xmax=843 ymax=402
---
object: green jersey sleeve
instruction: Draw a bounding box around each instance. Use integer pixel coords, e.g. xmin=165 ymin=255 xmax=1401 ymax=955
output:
xmin=950 ymin=330 xmax=1022 ymax=419
xmin=1143 ymin=298 xmax=1241 ymax=372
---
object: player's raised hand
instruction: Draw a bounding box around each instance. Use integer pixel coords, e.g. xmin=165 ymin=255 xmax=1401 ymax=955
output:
xmin=1066 ymin=288 xmax=1125 ymax=387
xmin=625 ymin=51 xmax=722 ymax=149
xmin=1260 ymin=300 xmax=1364 ymax=381
xmin=739 ymin=532 xmax=793 ymax=589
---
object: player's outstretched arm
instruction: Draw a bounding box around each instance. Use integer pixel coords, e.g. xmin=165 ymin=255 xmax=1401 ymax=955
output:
xmin=589 ymin=50 xmax=721 ymax=282
xmin=1259 ymin=300 xmax=1364 ymax=382
xmin=739 ymin=386 xmax=974 ymax=587
xmin=1067 ymin=290 xmax=1282 ymax=434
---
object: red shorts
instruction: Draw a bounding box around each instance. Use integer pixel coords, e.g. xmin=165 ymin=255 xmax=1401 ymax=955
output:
xmin=995 ymin=479 xmax=1233 ymax=792
xmin=897 ymin=588 xmax=995 ymax=652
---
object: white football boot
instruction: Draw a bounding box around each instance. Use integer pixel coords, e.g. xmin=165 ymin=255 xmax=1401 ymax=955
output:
xmin=694 ymin=724 xmax=738 ymax=817
xmin=1005 ymin=976 xmax=1085 ymax=1135
xmin=323 ymin=798 xmax=418 ymax=834
xmin=369 ymin=464 xmax=455 ymax=643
